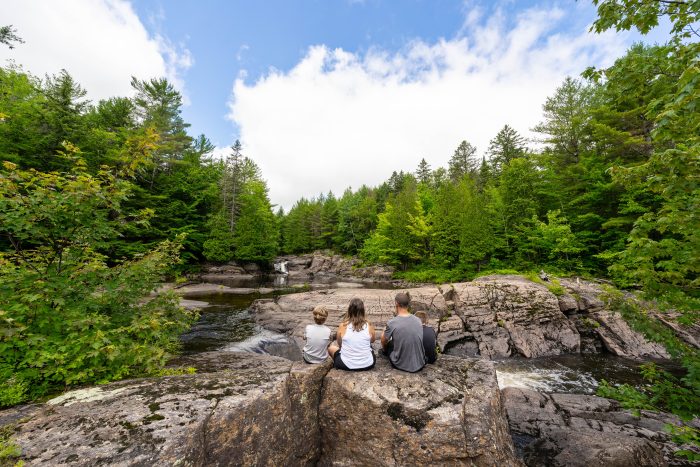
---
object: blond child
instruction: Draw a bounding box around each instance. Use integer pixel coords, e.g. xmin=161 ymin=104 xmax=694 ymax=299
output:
xmin=302 ymin=305 xmax=332 ymax=364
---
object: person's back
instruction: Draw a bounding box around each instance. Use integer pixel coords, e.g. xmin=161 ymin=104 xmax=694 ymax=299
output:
xmin=340 ymin=322 xmax=374 ymax=369
xmin=382 ymin=293 xmax=425 ymax=373
xmin=415 ymin=311 xmax=437 ymax=364
xmin=303 ymin=306 xmax=332 ymax=364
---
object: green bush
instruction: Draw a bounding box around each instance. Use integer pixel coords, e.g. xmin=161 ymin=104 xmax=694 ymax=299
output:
xmin=0 ymin=159 xmax=197 ymax=406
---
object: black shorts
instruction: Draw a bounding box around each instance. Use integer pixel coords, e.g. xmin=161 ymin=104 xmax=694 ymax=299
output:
xmin=333 ymin=351 xmax=376 ymax=371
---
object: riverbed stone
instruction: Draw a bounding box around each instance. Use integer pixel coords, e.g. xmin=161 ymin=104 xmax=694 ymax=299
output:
xmin=449 ymin=276 xmax=580 ymax=359
xmin=318 ymin=355 xmax=521 ymax=466
xmin=4 ymin=352 xmax=330 ymax=466
xmin=589 ymin=310 xmax=670 ymax=359
xmin=502 ymin=387 xmax=699 ymax=466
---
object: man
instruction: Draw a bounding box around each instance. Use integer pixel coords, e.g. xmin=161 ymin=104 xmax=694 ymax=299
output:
xmin=381 ymin=292 xmax=426 ymax=372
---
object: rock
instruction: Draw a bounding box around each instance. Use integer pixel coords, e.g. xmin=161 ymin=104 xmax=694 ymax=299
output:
xmin=252 ymin=286 xmax=446 ymax=340
xmin=278 ymin=252 xmax=395 ymax=282
xmin=590 ymin=310 xmax=670 ymax=359
xmin=174 ymin=283 xmax=270 ymax=298
xmin=6 ymin=352 xmax=330 ymax=466
xmin=179 ymin=298 xmax=210 ymax=310
xmin=558 ymin=295 xmax=579 ymax=314
xmin=558 ymin=278 xmax=605 ymax=312
xmin=449 ymin=276 xmax=580 ymax=359
xmin=318 ymin=355 xmax=520 ymax=466
xmin=502 ymin=387 xmax=698 ymax=466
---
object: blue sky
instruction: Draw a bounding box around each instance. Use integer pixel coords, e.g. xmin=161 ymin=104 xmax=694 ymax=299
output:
xmin=1 ymin=0 xmax=669 ymax=209
xmin=129 ymin=0 xmax=599 ymax=146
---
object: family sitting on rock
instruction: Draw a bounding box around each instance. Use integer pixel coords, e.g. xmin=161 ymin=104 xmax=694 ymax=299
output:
xmin=302 ymin=292 xmax=437 ymax=372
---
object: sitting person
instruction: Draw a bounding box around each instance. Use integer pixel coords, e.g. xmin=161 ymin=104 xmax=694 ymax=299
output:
xmin=414 ymin=311 xmax=437 ymax=364
xmin=328 ymin=298 xmax=376 ymax=371
xmin=381 ymin=292 xmax=425 ymax=373
xmin=302 ymin=305 xmax=332 ymax=364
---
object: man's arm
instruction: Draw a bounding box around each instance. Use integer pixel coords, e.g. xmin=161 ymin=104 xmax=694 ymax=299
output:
xmin=380 ymin=321 xmax=392 ymax=349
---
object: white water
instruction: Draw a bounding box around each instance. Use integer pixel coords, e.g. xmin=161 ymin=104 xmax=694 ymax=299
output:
xmin=222 ymin=328 xmax=293 ymax=354
xmin=496 ymin=366 xmax=599 ymax=394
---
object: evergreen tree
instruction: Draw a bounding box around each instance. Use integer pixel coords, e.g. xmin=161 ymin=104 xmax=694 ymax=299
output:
xmin=448 ymin=140 xmax=478 ymax=181
xmin=416 ymin=158 xmax=431 ymax=184
xmin=232 ymin=180 xmax=279 ymax=262
xmin=487 ymin=125 xmax=527 ymax=171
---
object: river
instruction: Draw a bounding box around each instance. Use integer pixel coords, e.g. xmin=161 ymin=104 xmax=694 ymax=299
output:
xmin=179 ymin=276 xmax=674 ymax=394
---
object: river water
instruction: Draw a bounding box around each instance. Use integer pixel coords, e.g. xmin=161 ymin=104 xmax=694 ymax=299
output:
xmin=179 ymin=277 xmax=671 ymax=394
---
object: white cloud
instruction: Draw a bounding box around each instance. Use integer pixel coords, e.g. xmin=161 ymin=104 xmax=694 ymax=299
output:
xmin=0 ymin=0 xmax=192 ymax=102
xmin=228 ymin=6 xmax=627 ymax=211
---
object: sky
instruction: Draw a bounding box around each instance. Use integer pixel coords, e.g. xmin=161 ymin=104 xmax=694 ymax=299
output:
xmin=0 ymin=0 xmax=669 ymax=210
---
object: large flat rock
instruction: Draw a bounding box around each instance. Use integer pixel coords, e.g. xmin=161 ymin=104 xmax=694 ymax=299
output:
xmin=252 ymin=286 xmax=446 ymax=339
xmin=319 ymin=355 xmax=521 ymax=466
xmin=3 ymin=352 xmax=330 ymax=466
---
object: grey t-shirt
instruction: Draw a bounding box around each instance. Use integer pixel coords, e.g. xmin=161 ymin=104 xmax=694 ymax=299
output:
xmin=384 ymin=314 xmax=425 ymax=372
xmin=303 ymin=324 xmax=331 ymax=364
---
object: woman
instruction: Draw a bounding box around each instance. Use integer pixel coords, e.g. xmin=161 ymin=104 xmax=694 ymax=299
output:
xmin=328 ymin=298 xmax=375 ymax=371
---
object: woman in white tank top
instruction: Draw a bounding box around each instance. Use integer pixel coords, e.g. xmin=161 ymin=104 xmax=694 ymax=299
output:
xmin=328 ymin=298 xmax=376 ymax=371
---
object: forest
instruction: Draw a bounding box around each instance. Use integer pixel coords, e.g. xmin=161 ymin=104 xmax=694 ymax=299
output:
xmin=0 ymin=0 xmax=697 ymax=427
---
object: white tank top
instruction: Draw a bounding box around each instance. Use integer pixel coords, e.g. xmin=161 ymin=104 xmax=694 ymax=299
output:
xmin=340 ymin=322 xmax=374 ymax=369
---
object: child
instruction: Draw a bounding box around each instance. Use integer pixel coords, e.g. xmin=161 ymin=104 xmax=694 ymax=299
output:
xmin=414 ymin=311 xmax=437 ymax=364
xmin=302 ymin=305 xmax=332 ymax=364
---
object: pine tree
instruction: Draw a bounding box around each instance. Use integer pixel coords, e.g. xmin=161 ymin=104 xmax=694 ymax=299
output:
xmin=448 ymin=140 xmax=478 ymax=181
xmin=487 ymin=125 xmax=527 ymax=171
xmin=416 ymin=158 xmax=431 ymax=184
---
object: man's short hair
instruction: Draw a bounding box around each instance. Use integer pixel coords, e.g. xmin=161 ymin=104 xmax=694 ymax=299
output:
xmin=313 ymin=305 xmax=328 ymax=324
xmin=414 ymin=310 xmax=428 ymax=325
xmin=395 ymin=292 xmax=410 ymax=309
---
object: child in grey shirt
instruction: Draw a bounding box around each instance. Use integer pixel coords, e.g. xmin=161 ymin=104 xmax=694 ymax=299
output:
xmin=303 ymin=305 xmax=331 ymax=363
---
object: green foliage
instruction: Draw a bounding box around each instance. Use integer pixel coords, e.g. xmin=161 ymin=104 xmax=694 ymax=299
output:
xmin=0 ymin=158 xmax=197 ymax=406
xmin=598 ymin=288 xmax=700 ymax=457
xmin=232 ymin=179 xmax=279 ymax=262
xmin=361 ymin=182 xmax=429 ymax=269
xmin=0 ymin=424 xmax=22 ymax=467
xmin=202 ymin=213 xmax=235 ymax=262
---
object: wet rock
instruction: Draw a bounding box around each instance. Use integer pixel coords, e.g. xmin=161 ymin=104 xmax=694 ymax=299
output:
xmin=174 ymin=283 xmax=268 ymax=298
xmin=502 ymin=387 xmax=698 ymax=466
xmin=179 ymin=298 xmax=210 ymax=310
xmin=450 ymin=276 xmax=580 ymax=359
xmin=5 ymin=353 xmax=330 ymax=466
xmin=319 ymin=355 xmax=520 ymax=466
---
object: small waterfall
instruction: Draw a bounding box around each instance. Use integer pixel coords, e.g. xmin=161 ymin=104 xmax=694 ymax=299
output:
xmin=273 ymin=260 xmax=289 ymax=275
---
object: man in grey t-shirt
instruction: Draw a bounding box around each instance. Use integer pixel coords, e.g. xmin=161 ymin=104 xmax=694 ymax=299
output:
xmin=381 ymin=292 xmax=426 ymax=373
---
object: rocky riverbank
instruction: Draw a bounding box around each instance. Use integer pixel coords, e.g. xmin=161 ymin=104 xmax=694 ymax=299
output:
xmin=251 ymin=275 xmax=676 ymax=361
xmin=198 ymin=252 xmax=397 ymax=284
xmin=503 ymin=387 xmax=700 ymax=466
xmin=4 ymin=274 xmax=697 ymax=466
xmin=1 ymin=352 xmax=520 ymax=466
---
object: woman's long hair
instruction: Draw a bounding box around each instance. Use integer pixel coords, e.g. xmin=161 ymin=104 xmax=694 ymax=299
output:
xmin=346 ymin=298 xmax=367 ymax=331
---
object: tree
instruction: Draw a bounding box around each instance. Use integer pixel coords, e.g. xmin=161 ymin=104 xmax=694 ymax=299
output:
xmin=448 ymin=140 xmax=478 ymax=181
xmin=130 ymin=77 xmax=192 ymax=181
xmin=0 ymin=25 xmax=23 ymax=49
xmin=232 ymin=180 xmax=279 ymax=262
xmin=487 ymin=125 xmax=527 ymax=171
xmin=416 ymin=158 xmax=431 ymax=184
xmin=361 ymin=182 xmax=429 ymax=269
xmin=0 ymin=152 xmax=195 ymax=406
xmin=533 ymin=77 xmax=595 ymax=166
